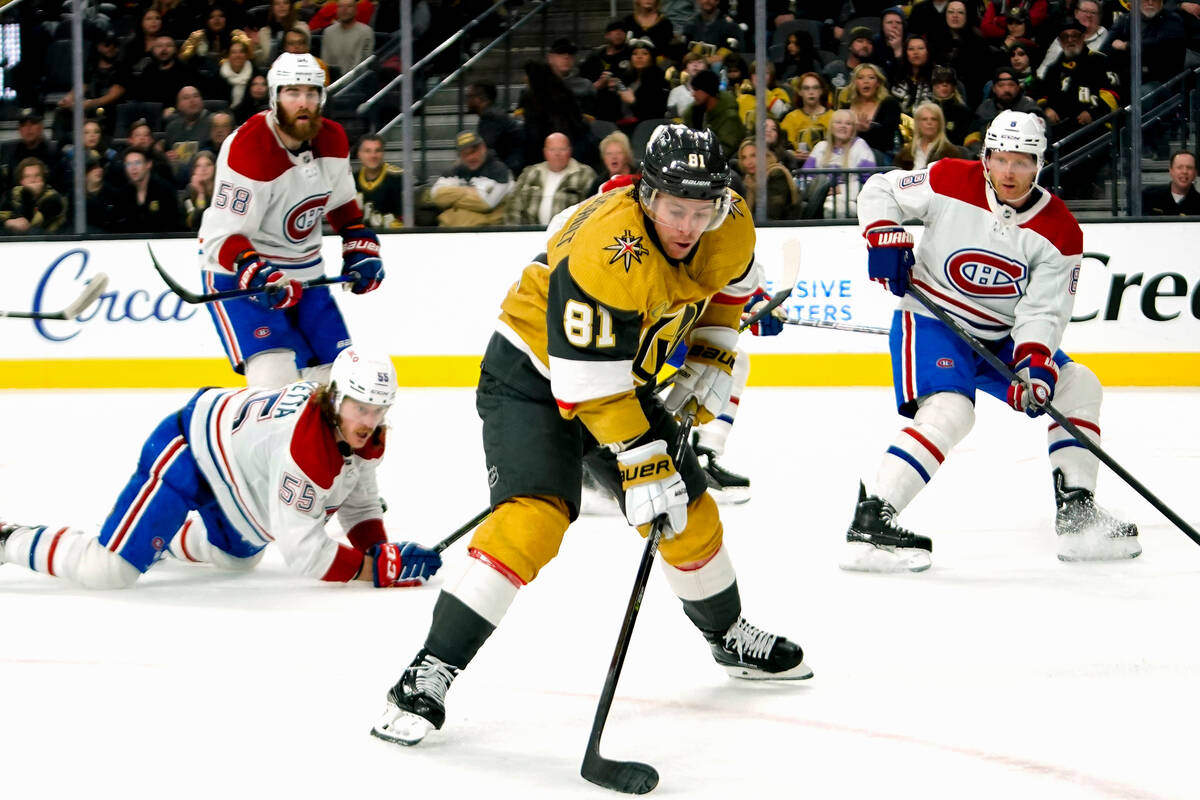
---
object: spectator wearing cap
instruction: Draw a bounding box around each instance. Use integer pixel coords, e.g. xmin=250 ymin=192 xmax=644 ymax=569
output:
xmin=55 ymin=34 xmax=127 ymax=138
xmin=615 ymin=39 xmax=670 ymax=134
xmin=1004 ymin=38 xmax=1040 ymax=90
xmin=426 ymin=131 xmax=514 ymax=227
xmin=928 ymin=66 xmax=973 ymax=146
xmin=870 ymin=7 xmax=908 ymax=83
xmin=621 ymin=0 xmax=675 ymax=57
xmin=581 ymin=21 xmax=635 ymax=124
xmin=505 ymin=132 xmax=597 ymax=225
xmin=0 ymin=158 xmax=67 ymax=235
xmin=996 ymin=8 xmax=1032 ymax=50
xmin=963 ymin=65 xmax=1044 ymax=155
xmin=547 ymin=37 xmax=596 ymax=116
xmin=2 ymin=110 xmax=57 ymax=195
xmin=466 ymin=80 xmax=526 ymax=177
xmin=1143 ymin=150 xmax=1200 ymax=215
xmin=979 ymin=0 xmax=1048 ymax=41
xmin=685 ymin=67 xmax=745 ymax=157
xmin=683 ymin=0 xmax=744 ymax=69
xmin=1036 ymin=0 xmax=1108 ymax=80
xmin=822 ymin=26 xmax=875 ymax=96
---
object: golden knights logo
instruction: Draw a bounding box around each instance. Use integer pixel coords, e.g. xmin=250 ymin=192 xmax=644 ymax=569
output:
xmin=728 ymin=194 xmax=745 ymax=218
xmin=603 ymin=229 xmax=650 ymax=272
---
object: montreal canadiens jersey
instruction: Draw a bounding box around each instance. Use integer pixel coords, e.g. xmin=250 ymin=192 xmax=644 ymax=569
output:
xmin=198 ymin=111 xmax=362 ymax=280
xmin=495 ymin=185 xmax=758 ymax=446
xmin=188 ymin=381 xmax=386 ymax=582
xmin=857 ymin=158 xmax=1083 ymax=351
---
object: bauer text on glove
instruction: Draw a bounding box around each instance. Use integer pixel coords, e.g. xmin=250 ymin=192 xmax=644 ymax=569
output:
xmin=663 ymin=326 xmax=737 ymax=424
xmin=340 ymin=224 xmax=384 ymax=294
xmin=616 ymin=439 xmax=689 ymax=536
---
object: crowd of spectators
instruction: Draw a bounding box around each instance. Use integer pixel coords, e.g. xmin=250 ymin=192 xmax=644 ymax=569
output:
xmin=5 ymin=0 xmax=1200 ymax=233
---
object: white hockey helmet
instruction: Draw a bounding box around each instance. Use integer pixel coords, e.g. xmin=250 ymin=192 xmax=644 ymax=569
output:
xmin=330 ymin=347 xmax=397 ymax=412
xmin=267 ymin=52 xmax=327 ymax=112
xmin=982 ymin=110 xmax=1046 ymax=175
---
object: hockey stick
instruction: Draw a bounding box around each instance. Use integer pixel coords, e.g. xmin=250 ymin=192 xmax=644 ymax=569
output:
xmin=907 ymin=284 xmax=1200 ymax=545
xmin=431 ymin=507 xmax=491 ymax=553
xmin=0 ymin=272 xmax=110 ymax=320
xmin=784 ymin=318 xmax=889 ymax=335
xmin=581 ymin=414 xmax=695 ymax=796
xmin=147 ymin=244 xmax=355 ymax=304
xmin=658 ymin=239 xmax=805 ymax=393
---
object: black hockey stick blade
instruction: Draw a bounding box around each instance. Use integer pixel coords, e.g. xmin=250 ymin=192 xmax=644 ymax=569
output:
xmin=581 ymin=750 xmax=659 ymax=795
xmin=580 ymin=417 xmax=694 ymax=795
xmin=0 ymin=272 xmax=109 ymax=320
xmin=908 ymin=284 xmax=1200 ymax=545
xmin=432 ymin=507 xmax=491 ymax=553
xmin=147 ymin=244 xmax=354 ymax=304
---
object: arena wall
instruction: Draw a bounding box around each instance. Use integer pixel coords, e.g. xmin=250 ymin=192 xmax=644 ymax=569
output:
xmin=1 ymin=223 xmax=1196 ymax=388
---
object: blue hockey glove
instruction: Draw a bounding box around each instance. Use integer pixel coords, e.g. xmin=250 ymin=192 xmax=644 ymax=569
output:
xmin=741 ymin=287 xmax=784 ymax=336
xmin=864 ymin=223 xmax=915 ymax=297
xmin=368 ymin=541 xmax=443 ymax=587
xmin=236 ymin=249 xmax=302 ymax=310
xmin=340 ymin=224 xmax=384 ymax=294
xmin=1007 ymin=343 xmax=1059 ymax=418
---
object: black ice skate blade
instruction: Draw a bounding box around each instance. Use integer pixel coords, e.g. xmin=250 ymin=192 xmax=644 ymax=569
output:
xmin=581 ymin=752 xmax=659 ymax=795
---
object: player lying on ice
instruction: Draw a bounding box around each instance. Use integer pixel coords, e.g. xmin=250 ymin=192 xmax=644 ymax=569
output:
xmin=0 ymin=347 xmax=441 ymax=590
xmin=843 ymin=109 xmax=1139 ymax=573
xmin=371 ymin=124 xmax=812 ymax=748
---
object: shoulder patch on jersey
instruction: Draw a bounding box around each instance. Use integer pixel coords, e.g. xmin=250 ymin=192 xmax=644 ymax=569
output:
xmin=312 ymin=118 xmax=349 ymax=159
xmin=1019 ymin=194 xmax=1084 ymax=257
xmin=928 ymin=158 xmax=988 ymax=211
xmin=226 ymin=114 xmax=294 ymax=182
xmin=899 ymin=173 xmax=927 ymax=189
xmin=289 ymin=400 xmax=343 ymax=490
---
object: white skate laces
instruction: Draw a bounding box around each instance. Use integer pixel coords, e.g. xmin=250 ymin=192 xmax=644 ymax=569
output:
xmin=410 ymin=653 xmax=458 ymax=704
xmin=722 ymin=618 xmax=776 ymax=663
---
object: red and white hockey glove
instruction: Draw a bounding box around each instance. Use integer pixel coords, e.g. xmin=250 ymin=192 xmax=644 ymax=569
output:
xmin=1007 ymin=343 xmax=1059 ymax=418
xmin=236 ymin=249 xmax=302 ymax=310
xmin=864 ymin=223 xmax=914 ymax=297
xmin=367 ymin=541 xmax=443 ymax=587
xmin=340 ymin=223 xmax=384 ymax=294
xmin=663 ymin=326 xmax=738 ymax=424
xmin=616 ymin=439 xmax=689 ymax=537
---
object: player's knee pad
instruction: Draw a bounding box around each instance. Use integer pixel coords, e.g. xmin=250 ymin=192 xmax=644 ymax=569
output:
xmin=244 ymin=349 xmax=299 ymax=388
xmin=1052 ymin=361 xmax=1102 ymax=421
xmin=74 ymin=538 xmax=142 ymax=590
xmin=913 ymin=391 xmax=975 ymax=448
xmin=207 ymin=546 xmax=265 ymax=572
xmin=877 ymin=392 xmax=974 ymax=508
xmin=469 ymin=495 xmax=570 ymax=584
xmin=657 ymin=491 xmax=723 ymax=567
xmin=660 ymin=542 xmax=735 ymax=601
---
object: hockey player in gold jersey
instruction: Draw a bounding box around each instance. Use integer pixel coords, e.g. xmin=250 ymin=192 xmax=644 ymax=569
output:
xmin=372 ymin=125 xmax=811 ymax=748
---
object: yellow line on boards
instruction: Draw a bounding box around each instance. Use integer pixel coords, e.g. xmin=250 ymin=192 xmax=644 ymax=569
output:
xmin=0 ymin=353 xmax=1196 ymax=389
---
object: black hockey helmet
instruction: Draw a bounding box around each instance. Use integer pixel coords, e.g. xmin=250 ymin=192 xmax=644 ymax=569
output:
xmin=638 ymin=124 xmax=733 ymax=233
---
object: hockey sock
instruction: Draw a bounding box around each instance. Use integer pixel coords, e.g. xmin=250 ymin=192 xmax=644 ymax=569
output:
xmin=168 ymin=515 xmax=211 ymax=563
xmin=661 ymin=545 xmax=741 ymax=635
xmin=425 ymin=550 xmax=522 ymax=668
xmin=1046 ymin=362 xmax=1102 ymax=492
xmin=4 ymin=525 xmax=140 ymax=589
xmin=875 ymin=391 xmax=974 ymax=511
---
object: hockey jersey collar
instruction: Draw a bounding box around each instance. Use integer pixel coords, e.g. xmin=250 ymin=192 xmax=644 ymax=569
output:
xmin=985 ymin=183 xmax=1050 ymax=227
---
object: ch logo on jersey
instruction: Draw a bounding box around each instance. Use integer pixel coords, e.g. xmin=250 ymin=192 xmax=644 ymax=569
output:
xmin=283 ymin=193 xmax=330 ymax=243
xmin=943 ymin=248 xmax=1027 ymax=298
xmin=604 ymin=229 xmax=650 ymax=273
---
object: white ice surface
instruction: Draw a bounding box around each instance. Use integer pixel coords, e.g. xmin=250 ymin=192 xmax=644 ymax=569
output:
xmin=2 ymin=387 xmax=1198 ymax=800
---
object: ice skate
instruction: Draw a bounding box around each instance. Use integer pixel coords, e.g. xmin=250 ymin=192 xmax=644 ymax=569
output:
xmin=706 ymin=616 xmax=812 ymax=680
xmin=840 ymin=483 xmax=933 ymax=573
xmin=1053 ymin=469 xmax=1140 ymax=562
xmin=693 ymin=434 xmax=751 ymax=505
xmin=370 ymin=649 xmax=460 ymax=746
xmin=578 ymin=468 xmax=621 ymax=516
